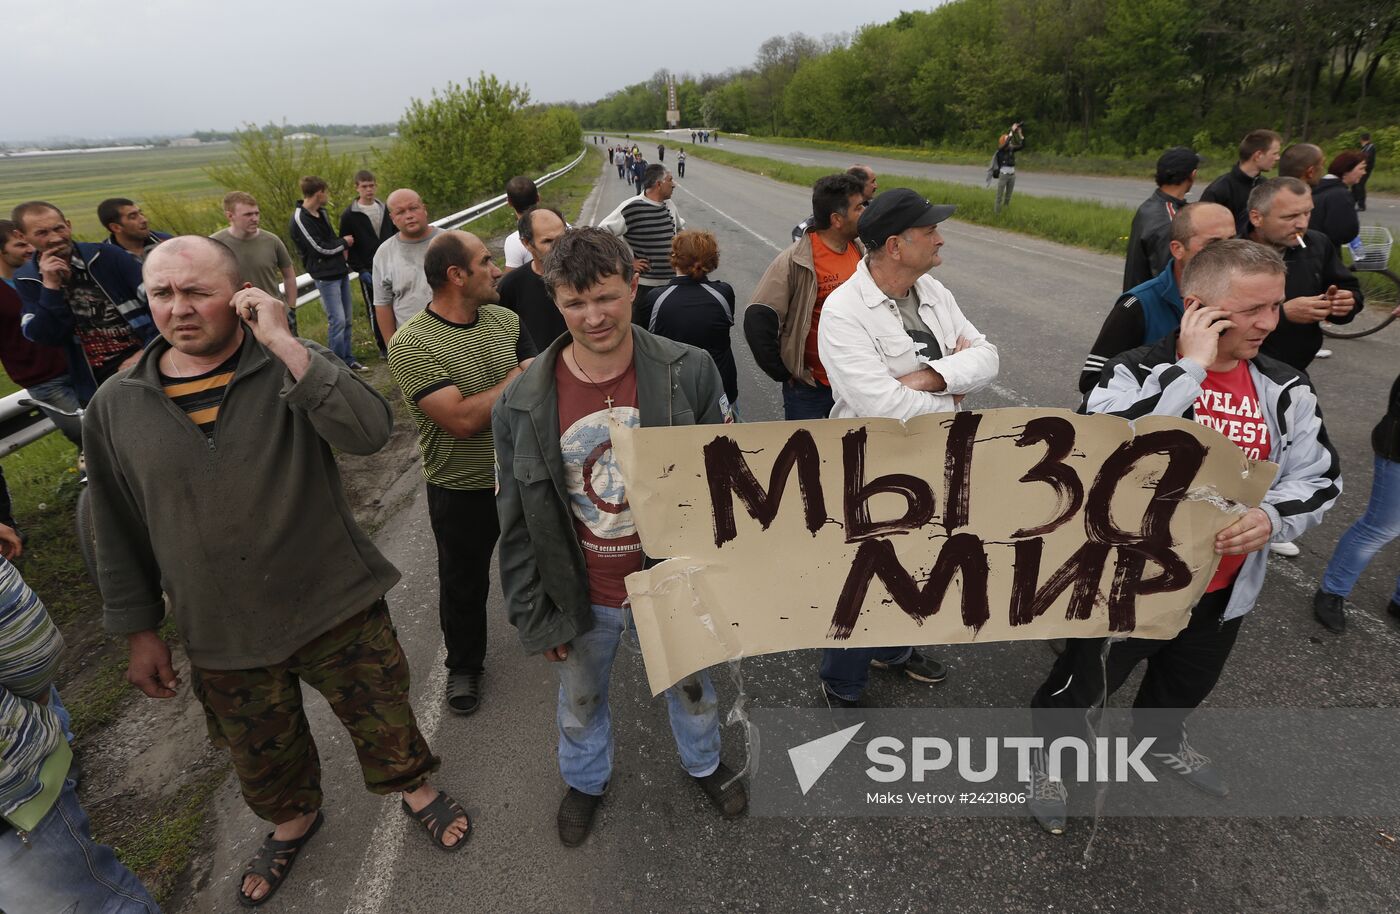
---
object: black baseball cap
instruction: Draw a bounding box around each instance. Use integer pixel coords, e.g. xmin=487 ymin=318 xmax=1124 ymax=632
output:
xmin=1155 ymin=146 xmax=1201 ymax=185
xmin=858 ymin=189 xmax=956 ymax=249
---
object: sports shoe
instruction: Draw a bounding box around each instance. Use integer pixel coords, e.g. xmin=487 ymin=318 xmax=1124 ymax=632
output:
xmin=557 ymin=787 xmax=603 ymax=846
xmin=1269 ymin=540 xmax=1301 ymax=557
xmin=694 ymin=762 xmax=748 ymax=818
xmin=1026 ymin=749 xmax=1068 ymax=835
xmin=1148 ymin=733 xmax=1228 ymax=798
xmin=1312 ymin=589 xmax=1346 ymax=633
xmin=871 ymin=649 xmax=948 ymax=683
xmin=1314 ymin=349 xmax=1333 ymax=359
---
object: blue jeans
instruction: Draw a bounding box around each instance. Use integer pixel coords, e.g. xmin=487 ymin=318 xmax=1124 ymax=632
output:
xmin=50 ymin=684 xmax=75 ymax=742
xmin=0 ymin=778 xmax=160 ymax=912
xmin=1322 ymin=455 xmax=1400 ymax=604
xmin=782 ymin=379 xmax=834 ymax=420
xmin=556 ymin=603 xmax=721 ymax=795
xmin=820 ymin=646 xmax=913 ymax=702
xmin=26 ymin=374 xmax=84 ymax=444
xmin=315 ymin=276 xmax=354 ymax=364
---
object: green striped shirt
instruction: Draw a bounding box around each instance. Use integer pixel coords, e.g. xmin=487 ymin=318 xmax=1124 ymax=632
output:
xmin=388 ymin=304 xmax=535 ymax=490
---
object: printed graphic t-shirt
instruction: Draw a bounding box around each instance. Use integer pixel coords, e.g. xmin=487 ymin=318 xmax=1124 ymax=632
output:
xmin=804 ymin=233 xmax=861 ymax=386
xmin=66 ymin=256 xmax=142 ymax=380
xmin=1192 ymin=359 xmax=1272 ymax=592
xmin=556 ymin=357 xmax=643 ymax=607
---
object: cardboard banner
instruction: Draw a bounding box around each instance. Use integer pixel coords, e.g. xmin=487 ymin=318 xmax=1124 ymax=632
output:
xmin=612 ymin=408 xmax=1277 ymax=695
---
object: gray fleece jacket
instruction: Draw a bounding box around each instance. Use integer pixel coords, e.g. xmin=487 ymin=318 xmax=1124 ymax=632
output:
xmin=85 ymin=330 xmax=401 ymax=669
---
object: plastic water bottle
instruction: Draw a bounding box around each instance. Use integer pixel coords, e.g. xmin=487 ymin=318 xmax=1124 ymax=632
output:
xmin=1348 ymin=236 xmax=1365 ymax=264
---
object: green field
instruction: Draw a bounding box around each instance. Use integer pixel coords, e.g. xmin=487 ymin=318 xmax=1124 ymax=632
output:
xmin=0 ymin=137 xmax=388 ymax=238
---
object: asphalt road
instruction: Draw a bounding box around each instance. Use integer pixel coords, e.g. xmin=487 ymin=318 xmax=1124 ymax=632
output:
xmin=183 ymin=153 xmax=1400 ymax=914
xmin=644 ymin=129 xmax=1400 ymax=241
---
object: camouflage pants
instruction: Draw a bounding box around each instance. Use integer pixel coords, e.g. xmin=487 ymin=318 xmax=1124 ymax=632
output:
xmin=190 ymin=601 xmax=440 ymax=824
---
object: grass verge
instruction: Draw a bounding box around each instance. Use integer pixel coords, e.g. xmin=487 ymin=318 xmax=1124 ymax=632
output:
xmin=680 ymin=143 xmax=1134 ymax=256
xmin=106 ymin=761 xmax=231 ymax=904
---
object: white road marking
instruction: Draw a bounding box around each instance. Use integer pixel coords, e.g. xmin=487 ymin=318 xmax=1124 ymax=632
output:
xmin=342 ymin=645 xmax=449 ymax=914
xmin=673 ymin=183 xmax=785 ymax=253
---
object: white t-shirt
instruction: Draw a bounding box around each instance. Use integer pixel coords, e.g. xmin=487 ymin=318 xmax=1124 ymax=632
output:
xmin=372 ymin=227 xmax=442 ymax=325
xmin=504 ymin=231 xmax=532 ymax=269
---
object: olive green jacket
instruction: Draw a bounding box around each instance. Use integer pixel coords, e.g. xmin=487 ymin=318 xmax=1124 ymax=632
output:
xmin=492 ymin=327 xmax=727 ymax=654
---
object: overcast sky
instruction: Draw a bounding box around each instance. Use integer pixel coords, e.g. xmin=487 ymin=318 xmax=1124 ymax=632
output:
xmin=6 ymin=0 xmax=930 ymax=142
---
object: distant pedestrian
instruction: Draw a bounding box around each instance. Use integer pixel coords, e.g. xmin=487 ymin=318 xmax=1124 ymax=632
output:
xmin=502 ymin=176 xmax=541 ymax=274
xmin=340 ymin=170 xmax=397 ymax=358
xmin=631 ymin=156 xmax=646 ymax=193
xmin=645 ymin=230 xmax=738 ymax=407
xmin=371 ymin=189 xmax=442 ymax=346
xmin=211 ymin=191 xmax=300 ymax=334
xmin=1122 ymin=147 xmax=1200 ymax=291
xmin=0 ymin=557 xmax=161 ymax=914
xmin=992 ymin=122 xmax=1025 ymax=214
xmin=288 ymin=176 xmax=367 ymax=372
xmin=97 ymin=198 xmax=170 ymax=262
xmin=387 ymin=231 xmax=535 ymax=718
xmin=617 ymin=150 xmax=628 ymax=180
xmin=1354 ymin=133 xmax=1377 ymax=212
xmin=608 ymin=145 xmax=615 ymax=165
xmin=1199 ymin=129 xmax=1282 ymax=231
xmin=493 ymin=227 xmax=746 ymax=849
xmin=677 ymin=147 xmax=686 ymax=178
xmin=657 ymin=143 xmax=665 ymax=162
xmin=11 ymin=201 xmax=154 ymax=403
xmin=88 ymin=236 xmax=470 ymax=906
xmin=1312 ymin=369 xmax=1400 ymax=633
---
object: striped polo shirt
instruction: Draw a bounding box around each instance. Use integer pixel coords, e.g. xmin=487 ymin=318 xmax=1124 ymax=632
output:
xmin=388 ymin=304 xmax=536 ymax=490
xmin=161 ymin=353 xmax=239 ymax=438
xmin=613 ymin=197 xmax=681 ymax=285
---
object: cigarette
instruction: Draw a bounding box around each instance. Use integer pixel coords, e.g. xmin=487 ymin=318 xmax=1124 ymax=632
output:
xmin=1296 ymin=232 xmax=1307 ymax=248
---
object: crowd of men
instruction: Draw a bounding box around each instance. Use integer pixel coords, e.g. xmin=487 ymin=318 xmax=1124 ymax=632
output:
xmin=0 ymin=125 xmax=1395 ymax=910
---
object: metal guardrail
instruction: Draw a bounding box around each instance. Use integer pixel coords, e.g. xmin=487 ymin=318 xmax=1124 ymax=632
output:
xmin=0 ymin=147 xmax=592 ymax=452
xmin=289 ymin=147 xmax=589 ymax=306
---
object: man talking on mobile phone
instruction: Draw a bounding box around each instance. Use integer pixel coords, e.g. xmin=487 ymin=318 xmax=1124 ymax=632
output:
xmin=1025 ymin=238 xmax=1341 ymax=835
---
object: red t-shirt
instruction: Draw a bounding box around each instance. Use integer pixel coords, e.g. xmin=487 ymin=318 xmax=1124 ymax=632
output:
xmin=555 ymin=356 xmax=644 ymax=607
xmin=1192 ymin=360 xmax=1272 ymax=592
xmin=804 ymin=233 xmax=861 ymax=387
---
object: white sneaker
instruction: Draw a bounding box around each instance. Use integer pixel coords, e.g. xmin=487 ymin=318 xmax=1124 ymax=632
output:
xmin=1315 ymin=349 xmax=1333 ymax=359
xmin=1269 ymin=540 xmax=1301 ymax=557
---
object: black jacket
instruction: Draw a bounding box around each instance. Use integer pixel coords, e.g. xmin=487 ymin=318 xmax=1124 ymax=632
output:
xmin=1122 ymin=188 xmax=1184 ymax=291
xmin=1255 ymin=228 xmax=1363 ymax=370
xmin=338 ymin=201 xmax=397 ymax=272
xmin=1375 ymin=372 xmax=1400 ymax=462
xmin=288 ymin=204 xmax=349 ymax=280
xmin=644 ymin=274 xmax=738 ymax=403
xmin=1308 ymin=177 xmax=1360 ymax=249
xmin=1199 ymin=164 xmax=1261 ymax=231
xmin=994 ymin=134 xmax=1024 ymax=169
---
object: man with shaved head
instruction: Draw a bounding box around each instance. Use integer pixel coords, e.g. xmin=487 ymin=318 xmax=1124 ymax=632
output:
xmin=372 ymin=188 xmax=441 ymax=346
xmin=388 ymin=230 xmax=536 ymax=717
xmin=85 ymin=236 xmax=471 ymax=906
xmin=12 ymin=200 xmax=156 ymax=402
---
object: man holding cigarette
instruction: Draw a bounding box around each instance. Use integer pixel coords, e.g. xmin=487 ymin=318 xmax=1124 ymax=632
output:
xmin=1244 ymin=176 xmax=1360 ymax=557
xmin=1245 ymin=177 xmax=1362 ymax=373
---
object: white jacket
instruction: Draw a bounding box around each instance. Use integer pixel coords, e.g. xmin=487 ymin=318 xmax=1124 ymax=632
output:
xmin=818 ymin=258 xmax=999 ymax=421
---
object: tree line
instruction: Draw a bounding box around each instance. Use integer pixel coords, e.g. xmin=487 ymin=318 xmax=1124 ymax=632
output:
xmin=576 ymin=0 xmax=1398 ymax=156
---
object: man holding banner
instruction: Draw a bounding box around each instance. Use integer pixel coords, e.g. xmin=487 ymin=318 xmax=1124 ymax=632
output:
xmin=493 ymin=228 xmax=746 ymax=848
xmin=1028 ymin=239 xmax=1341 ymax=835
xmin=815 ymin=188 xmax=1000 ymax=707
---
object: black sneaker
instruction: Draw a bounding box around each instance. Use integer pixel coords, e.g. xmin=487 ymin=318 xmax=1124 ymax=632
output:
xmin=348 ymin=361 xmax=370 ymax=374
xmin=871 ymin=649 xmax=948 ymax=684
xmin=694 ymin=762 xmax=748 ymax=819
xmin=557 ymin=787 xmax=603 ymax=846
xmin=1148 ymin=733 xmax=1229 ymax=798
xmin=1026 ymin=749 xmax=1068 ymax=835
xmin=1312 ymin=589 xmax=1346 ymax=633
